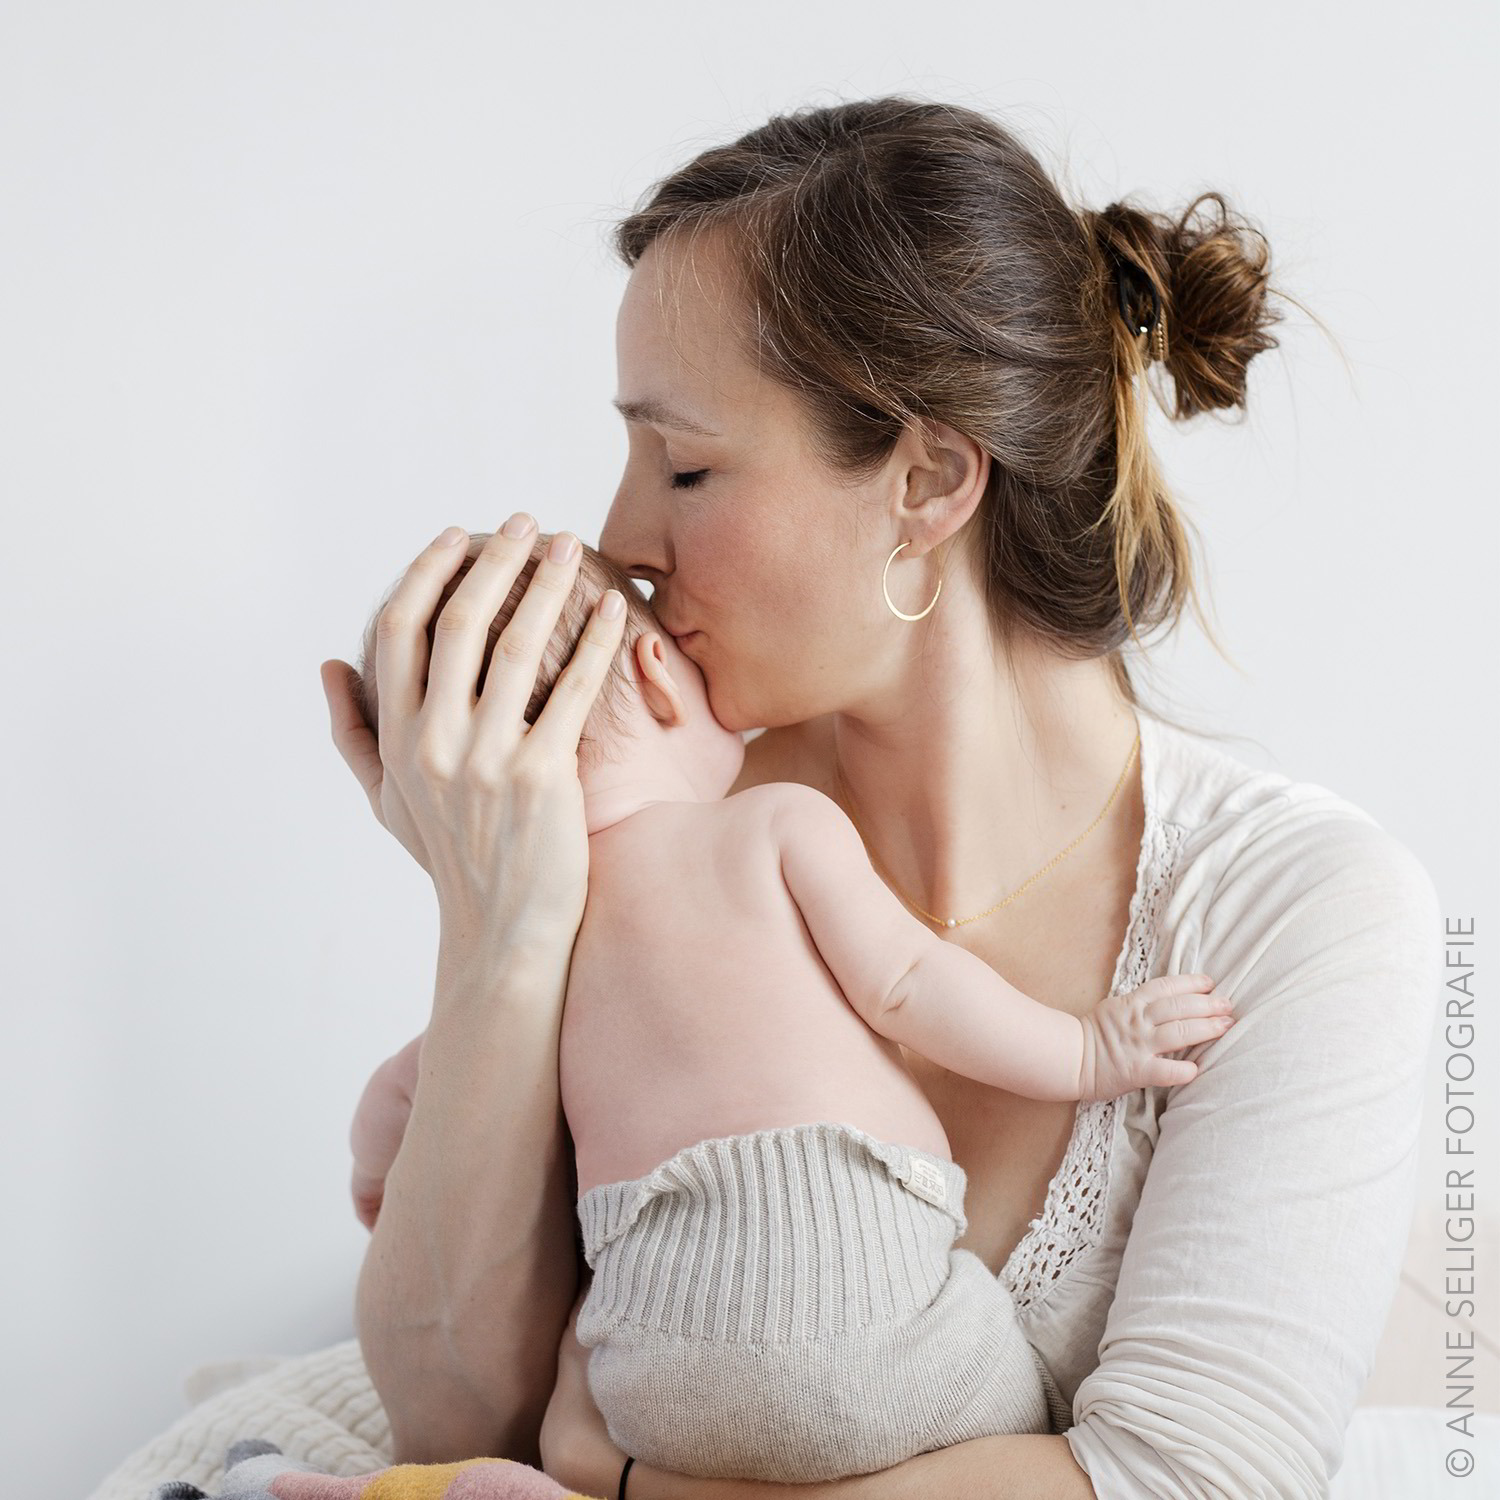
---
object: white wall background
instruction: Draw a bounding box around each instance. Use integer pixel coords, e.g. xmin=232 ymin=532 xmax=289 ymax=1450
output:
xmin=2 ymin=4 xmax=1494 ymax=1496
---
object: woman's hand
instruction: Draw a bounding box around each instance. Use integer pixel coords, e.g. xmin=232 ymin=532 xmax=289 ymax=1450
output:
xmin=319 ymin=662 xmax=431 ymax=875
xmin=539 ymin=1280 xmax=628 ymax=1497
xmin=319 ymin=517 xmax=627 ymax=959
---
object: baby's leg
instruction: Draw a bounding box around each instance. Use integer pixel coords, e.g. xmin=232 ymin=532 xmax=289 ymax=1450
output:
xmin=573 ymin=1121 xmax=1054 ymax=1483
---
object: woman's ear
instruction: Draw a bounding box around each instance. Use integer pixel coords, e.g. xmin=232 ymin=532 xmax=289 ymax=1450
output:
xmin=634 ymin=631 xmax=688 ymax=727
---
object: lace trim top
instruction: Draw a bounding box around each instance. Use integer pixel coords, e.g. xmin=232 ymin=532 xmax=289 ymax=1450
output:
xmin=1001 ymin=709 xmax=1443 ymax=1498
xmin=997 ymin=735 xmax=1186 ymax=1315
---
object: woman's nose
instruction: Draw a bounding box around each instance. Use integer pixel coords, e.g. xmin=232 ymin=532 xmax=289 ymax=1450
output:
xmin=598 ymin=502 xmax=667 ymax=586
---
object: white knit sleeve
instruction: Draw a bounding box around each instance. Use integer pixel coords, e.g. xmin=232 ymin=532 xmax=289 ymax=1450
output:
xmin=1062 ymin=811 xmax=1443 ymax=1500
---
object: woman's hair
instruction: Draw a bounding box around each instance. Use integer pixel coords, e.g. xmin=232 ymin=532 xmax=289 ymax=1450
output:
xmin=611 ymin=95 xmax=1289 ymax=705
xmin=351 ymin=532 xmax=658 ymax=769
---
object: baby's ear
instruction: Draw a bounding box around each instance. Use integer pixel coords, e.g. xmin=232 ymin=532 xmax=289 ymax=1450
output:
xmin=634 ymin=630 xmax=688 ymax=727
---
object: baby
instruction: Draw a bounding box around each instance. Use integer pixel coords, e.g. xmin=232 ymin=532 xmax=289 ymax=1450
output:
xmin=347 ymin=529 xmax=1236 ymax=1482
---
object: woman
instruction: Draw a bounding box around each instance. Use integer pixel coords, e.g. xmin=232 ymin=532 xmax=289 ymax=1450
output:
xmin=322 ymin=97 xmax=1441 ymax=1499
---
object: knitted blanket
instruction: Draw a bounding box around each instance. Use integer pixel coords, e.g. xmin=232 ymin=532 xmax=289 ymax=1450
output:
xmin=85 ymin=1337 xmax=604 ymax=1500
xmin=149 ymin=1438 xmax=599 ymax=1499
xmin=148 ymin=1438 xmax=599 ymax=1499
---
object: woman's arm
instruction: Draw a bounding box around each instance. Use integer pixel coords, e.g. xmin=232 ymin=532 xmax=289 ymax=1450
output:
xmin=355 ymin=936 xmax=580 ymax=1465
xmin=594 ymin=1435 xmax=1097 ymax=1500
xmin=1060 ymin=813 xmax=1442 ymax=1499
xmin=321 ymin=518 xmax=627 ymax=1465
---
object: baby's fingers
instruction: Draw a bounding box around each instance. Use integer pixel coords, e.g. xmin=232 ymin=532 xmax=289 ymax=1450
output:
xmin=1141 ymin=972 xmax=1215 ymax=998
xmin=1156 ymin=1013 xmax=1237 ymax=1052
xmin=1141 ymin=974 xmax=1233 ymax=1024
xmin=1148 ymin=1057 xmax=1201 ymax=1088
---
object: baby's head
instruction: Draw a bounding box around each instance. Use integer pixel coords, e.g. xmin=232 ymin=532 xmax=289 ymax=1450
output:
xmin=351 ymin=530 xmax=745 ymax=808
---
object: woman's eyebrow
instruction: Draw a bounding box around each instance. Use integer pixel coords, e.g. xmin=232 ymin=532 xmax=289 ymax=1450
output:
xmin=612 ymin=396 xmax=720 ymax=437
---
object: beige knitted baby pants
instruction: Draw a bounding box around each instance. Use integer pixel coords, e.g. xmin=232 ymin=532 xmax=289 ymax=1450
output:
xmin=573 ymin=1120 xmax=1063 ymax=1483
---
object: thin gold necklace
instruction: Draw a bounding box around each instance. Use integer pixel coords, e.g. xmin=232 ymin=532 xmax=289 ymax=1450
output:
xmin=833 ymin=730 xmax=1141 ymax=932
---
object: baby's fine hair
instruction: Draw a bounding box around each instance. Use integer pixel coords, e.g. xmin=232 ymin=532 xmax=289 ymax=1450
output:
xmin=352 ymin=531 xmax=660 ymax=769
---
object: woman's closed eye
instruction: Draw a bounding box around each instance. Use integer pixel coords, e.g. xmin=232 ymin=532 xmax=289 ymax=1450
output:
xmin=670 ymin=469 xmax=710 ymax=491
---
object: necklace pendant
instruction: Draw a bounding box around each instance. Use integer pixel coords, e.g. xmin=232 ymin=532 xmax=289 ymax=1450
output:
xmin=835 ymin=730 xmax=1139 ymax=944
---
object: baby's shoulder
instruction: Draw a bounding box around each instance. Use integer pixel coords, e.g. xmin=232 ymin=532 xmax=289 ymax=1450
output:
xmin=605 ymin=783 xmax=796 ymax=856
xmin=720 ymin=781 xmax=841 ymax=842
xmin=730 ymin=718 xmax=839 ymax=798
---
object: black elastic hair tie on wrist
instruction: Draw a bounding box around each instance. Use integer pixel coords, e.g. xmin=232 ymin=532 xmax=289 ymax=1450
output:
xmin=618 ymin=1454 xmax=635 ymax=1499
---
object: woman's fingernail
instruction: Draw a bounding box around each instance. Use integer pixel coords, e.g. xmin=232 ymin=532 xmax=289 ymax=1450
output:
xmin=502 ymin=512 xmax=534 ymax=538
xmin=600 ymin=590 xmax=624 ymax=619
xmin=435 ymin=525 xmax=465 ymax=547
xmin=548 ymin=531 xmax=579 ymax=562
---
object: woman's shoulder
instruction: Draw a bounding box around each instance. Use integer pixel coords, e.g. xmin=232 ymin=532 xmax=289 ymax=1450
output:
xmin=740 ymin=709 xmax=1439 ymax=925
xmin=1141 ymin=712 xmax=1442 ymax=1087
xmin=1142 ymin=709 xmax=1438 ymax=931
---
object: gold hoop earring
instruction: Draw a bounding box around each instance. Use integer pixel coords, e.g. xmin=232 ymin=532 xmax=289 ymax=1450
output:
xmin=882 ymin=540 xmax=942 ymax=622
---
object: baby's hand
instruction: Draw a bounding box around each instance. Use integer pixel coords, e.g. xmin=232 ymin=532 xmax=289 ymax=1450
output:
xmin=350 ymin=1158 xmax=394 ymax=1234
xmin=1078 ymin=974 xmax=1236 ymax=1101
xmin=349 ymin=1034 xmax=424 ymax=1231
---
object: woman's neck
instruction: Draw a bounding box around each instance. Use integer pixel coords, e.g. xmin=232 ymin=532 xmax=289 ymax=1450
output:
xmin=828 ymin=588 xmax=1140 ymax=927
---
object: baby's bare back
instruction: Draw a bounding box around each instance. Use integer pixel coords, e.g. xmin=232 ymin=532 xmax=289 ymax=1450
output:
xmin=560 ymin=785 xmax=951 ymax=1197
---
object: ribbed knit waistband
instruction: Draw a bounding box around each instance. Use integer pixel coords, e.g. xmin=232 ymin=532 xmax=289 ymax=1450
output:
xmin=575 ymin=1121 xmax=969 ymax=1340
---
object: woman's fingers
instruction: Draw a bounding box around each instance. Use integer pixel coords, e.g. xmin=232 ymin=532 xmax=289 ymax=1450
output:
xmin=373 ymin=525 xmax=476 ymax=728
xmin=424 ymin=517 xmax=559 ymax=731
xmin=367 ymin=518 xmax=614 ymax=762
xmin=524 ymin=588 xmax=629 ymax=759
xmin=469 ymin=528 xmax=590 ymax=734
xmin=320 ymin=659 xmax=386 ymax=821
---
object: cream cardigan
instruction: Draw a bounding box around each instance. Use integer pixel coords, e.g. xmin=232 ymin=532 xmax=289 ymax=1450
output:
xmin=86 ymin=710 xmax=1443 ymax=1500
xmin=1006 ymin=709 xmax=1443 ymax=1499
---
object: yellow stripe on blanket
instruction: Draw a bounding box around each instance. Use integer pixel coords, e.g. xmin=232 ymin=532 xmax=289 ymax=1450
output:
xmin=262 ymin=1455 xmax=602 ymax=1498
xmin=362 ymin=1458 xmax=507 ymax=1496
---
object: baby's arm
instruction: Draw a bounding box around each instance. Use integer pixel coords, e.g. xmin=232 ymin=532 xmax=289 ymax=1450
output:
xmin=774 ymin=786 xmax=1234 ymax=1101
xmin=349 ymin=1030 xmax=426 ymax=1230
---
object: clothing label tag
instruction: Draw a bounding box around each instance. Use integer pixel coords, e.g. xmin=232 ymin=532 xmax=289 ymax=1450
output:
xmin=906 ymin=1157 xmax=947 ymax=1207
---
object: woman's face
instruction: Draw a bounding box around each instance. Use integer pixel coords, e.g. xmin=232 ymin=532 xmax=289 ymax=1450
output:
xmin=599 ymin=230 xmax=911 ymax=734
